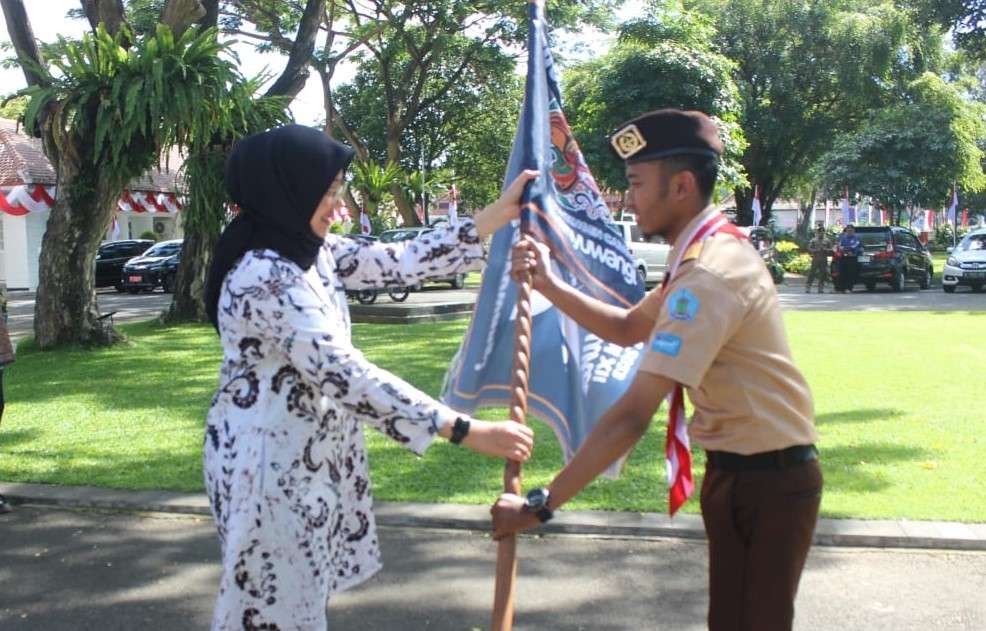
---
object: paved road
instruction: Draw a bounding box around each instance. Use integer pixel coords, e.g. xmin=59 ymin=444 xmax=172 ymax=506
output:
xmin=1 ymin=506 xmax=983 ymax=630
xmin=7 ymin=280 xmax=983 ymax=343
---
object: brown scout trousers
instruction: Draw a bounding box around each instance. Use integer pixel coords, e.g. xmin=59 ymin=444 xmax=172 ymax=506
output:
xmin=700 ymin=459 xmax=823 ymax=631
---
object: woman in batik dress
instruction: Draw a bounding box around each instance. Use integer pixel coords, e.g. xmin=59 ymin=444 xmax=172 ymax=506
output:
xmin=203 ymin=125 xmax=536 ymax=630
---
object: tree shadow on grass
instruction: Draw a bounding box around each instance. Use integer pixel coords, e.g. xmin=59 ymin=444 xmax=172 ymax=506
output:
xmin=818 ymin=441 xmax=930 ymax=496
xmin=816 ymin=408 xmax=905 ymax=425
xmin=0 ymin=427 xmax=41 ymax=448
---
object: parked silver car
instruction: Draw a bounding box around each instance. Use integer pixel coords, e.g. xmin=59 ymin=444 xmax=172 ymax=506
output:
xmin=943 ymin=229 xmax=986 ymax=293
xmin=611 ymin=220 xmax=670 ymax=286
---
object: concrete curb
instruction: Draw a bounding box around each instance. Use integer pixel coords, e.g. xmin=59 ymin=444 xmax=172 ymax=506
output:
xmin=3 ymin=481 xmax=985 ymax=552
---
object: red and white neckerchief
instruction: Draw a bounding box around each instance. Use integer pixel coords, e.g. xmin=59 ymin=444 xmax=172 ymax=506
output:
xmin=659 ymin=211 xmax=744 ymax=516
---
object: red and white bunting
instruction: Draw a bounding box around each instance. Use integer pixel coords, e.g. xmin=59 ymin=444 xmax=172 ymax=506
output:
xmin=0 ymin=184 xmax=56 ymax=216
xmin=0 ymin=184 xmax=182 ymax=217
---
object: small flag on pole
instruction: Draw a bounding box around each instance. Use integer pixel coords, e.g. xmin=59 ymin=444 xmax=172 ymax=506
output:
xmin=448 ymin=184 xmax=459 ymax=226
xmin=948 ymin=185 xmax=958 ymax=226
xmin=360 ymin=210 xmax=372 ymax=236
xmin=751 ymin=185 xmax=762 ymax=226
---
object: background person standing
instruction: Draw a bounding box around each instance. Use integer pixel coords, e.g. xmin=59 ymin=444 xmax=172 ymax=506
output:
xmin=836 ymin=225 xmax=863 ymax=292
xmin=806 ymin=227 xmax=832 ymax=293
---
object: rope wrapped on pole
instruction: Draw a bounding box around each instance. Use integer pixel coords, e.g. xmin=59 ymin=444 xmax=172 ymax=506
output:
xmin=491 ymin=225 xmax=534 ymax=630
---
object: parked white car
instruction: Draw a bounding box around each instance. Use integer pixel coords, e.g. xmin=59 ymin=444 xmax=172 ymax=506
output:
xmin=612 ymin=220 xmax=670 ymax=286
xmin=942 ymin=229 xmax=986 ymax=293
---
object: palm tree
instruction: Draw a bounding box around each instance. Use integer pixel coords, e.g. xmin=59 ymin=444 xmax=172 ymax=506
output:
xmin=350 ymin=159 xmax=404 ymax=216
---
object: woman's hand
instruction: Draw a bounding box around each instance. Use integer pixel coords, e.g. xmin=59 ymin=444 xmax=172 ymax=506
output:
xmin=473 ymin=170 xmax=540 ymax=239
xmin=459 ymin=419 xmax=534 ymax=462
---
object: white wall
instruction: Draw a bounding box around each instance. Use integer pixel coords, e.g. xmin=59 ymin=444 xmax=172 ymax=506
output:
xmin=118 ymin=213 xmax=182 ymax=241
xmin=2 ymin=213 xmax=31 ymax=290
xmin=25 ymin=210 xmax=48 ymax=290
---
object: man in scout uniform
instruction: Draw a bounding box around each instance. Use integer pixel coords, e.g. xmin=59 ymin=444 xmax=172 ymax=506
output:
xmin=492 ymin=109 xmax=822 ymax=631
xmin=806 ymin=226 xmax=832 ymax=293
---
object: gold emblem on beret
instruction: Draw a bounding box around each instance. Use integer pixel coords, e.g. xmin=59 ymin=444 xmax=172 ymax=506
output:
xmin=610 ymin=124 xmax=647 ymax=159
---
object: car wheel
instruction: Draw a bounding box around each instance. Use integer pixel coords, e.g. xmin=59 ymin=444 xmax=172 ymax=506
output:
xmin=890 ymin=269 xmax=904 ymax=292
xmin=115 ymin=281 xmax=125 ymax=293
xmin=637 ymin=266 xmax=647 ymax=287
xmin=919 ymin=266 xmax=932 ymax=290
xmin=356 ymin=290 xmax=377 ymax=305
xmin=864 ymin=282 xmax=876 ymax=292
xmin=943 ymin=285 xmax=956 ymax=294
xmin=451 ymin=273 xmax=465 ymax=290
xmin=388 ymin=288 xmax=410 ymax=302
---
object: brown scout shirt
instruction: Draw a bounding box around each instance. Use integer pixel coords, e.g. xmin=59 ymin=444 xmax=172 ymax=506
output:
xmin=638 ymin=209 xmax=818 ymax=455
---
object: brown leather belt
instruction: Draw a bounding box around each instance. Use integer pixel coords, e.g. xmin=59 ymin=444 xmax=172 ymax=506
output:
xmin=705 ymin=444 xmax=818 ymax=472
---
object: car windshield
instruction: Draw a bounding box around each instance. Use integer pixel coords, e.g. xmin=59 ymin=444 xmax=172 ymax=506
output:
xmin=379 ymin=229 xmax=425 ymax=243
xmin=144 ymin=243 xmax=181 ymax=257
xmin=960 ymin=234 xmax=986 ymax=252
xmin=856 ymin=231 xmax=889 ymax=248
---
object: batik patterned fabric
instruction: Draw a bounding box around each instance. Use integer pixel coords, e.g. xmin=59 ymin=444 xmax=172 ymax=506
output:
xmin=205 ymin=221 xmax=483 ymax=630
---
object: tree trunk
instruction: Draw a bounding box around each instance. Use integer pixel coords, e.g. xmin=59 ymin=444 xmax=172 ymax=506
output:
xmin=80 ymin=0 xmax=128 ymax=35
xmin=385 ymin=134 xmax=417 ymax=226
xmin=33 ymin=139 xmax=123 ymax=348
xmin=164 ymin=147 xmax=227 ymax=323
xmin=0 ymin=0 xmax=45 ymax=88
xmin=796 ymin=190 xmax=817 ymax=240
xmin=264 ymin=0 xmax=325 ymax=99
xmin=164 ymin=227 xmax=214 ymax=323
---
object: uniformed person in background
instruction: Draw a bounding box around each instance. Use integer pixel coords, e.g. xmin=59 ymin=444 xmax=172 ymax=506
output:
xmin=806 ymin=226 xmax=832 ymax=293
xmin=492 ymin=109 xmax=822 ymax=631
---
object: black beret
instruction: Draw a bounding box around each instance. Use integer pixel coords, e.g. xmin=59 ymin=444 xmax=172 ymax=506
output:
xmin=609 ymin=109 xmax=724 ymax=163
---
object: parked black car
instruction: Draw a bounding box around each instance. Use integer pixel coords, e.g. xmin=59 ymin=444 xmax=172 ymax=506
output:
xmin=95 ymin=239 xmax=154 ymax=291
xmin=121 ymin=239 xmax=182 ymax=293
xmin=378 ymin=227 xmax=466 ymax=289
xmin=830 ymin=226 xmax=933 ymax=292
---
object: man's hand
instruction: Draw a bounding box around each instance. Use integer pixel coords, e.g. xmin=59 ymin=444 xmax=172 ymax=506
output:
xmin=491 ymin=493 xmax=540 ymax=541
xmin=474 ymin=170 xmax=540 ymax=239
xmin=511 ymin=236 xmax=556 ymax=294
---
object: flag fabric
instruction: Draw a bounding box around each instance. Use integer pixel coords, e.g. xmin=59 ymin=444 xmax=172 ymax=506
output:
xmin=962 ymin=209 xmax=969 ymax=227
xmin=110 ymin=216 xmax=121 ymax=240
xmin=824 ymin=198 xmax=831 ymax=226
xmin=448 ymin=184 xmax=459 ymax=226
xmin=841 ymin=188 xmax=851 ymax=225
xmin=360 ymin=211 xmax=372 ymax=235
xmin=751 ymin=185 xmax=762 ymax=226
xmin=948 ymin=185 xmax=958 ymax=226
xmin=442 ymin=0 xmax=645 ymax=480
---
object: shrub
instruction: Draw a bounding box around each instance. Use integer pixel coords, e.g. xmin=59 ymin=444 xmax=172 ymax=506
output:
xmin=783 ymin=253 xmax=813 ymax=275
xmin=774 ymin=240 xmax=801 ymax=268
xmin=139 ymin=230 xmax=159 ymax=242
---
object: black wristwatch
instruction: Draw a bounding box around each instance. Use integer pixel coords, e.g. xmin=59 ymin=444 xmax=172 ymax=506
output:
xmin=449 ymin=417 xmax=470 ymax=445
xmin=524 ymin=487 xmax=554 ymax=523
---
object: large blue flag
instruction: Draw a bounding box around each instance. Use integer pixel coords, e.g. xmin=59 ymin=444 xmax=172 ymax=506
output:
xmin=441 ymin=1 xmax=646 ymax=475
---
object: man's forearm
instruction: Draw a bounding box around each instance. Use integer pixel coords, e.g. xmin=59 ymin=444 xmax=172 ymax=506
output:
xmin=546 ymin=408 xmax=651 ymax=509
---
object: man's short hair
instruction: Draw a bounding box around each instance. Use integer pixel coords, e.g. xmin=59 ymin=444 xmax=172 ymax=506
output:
xmin=660 ymin=154 xmax=719 ymax=203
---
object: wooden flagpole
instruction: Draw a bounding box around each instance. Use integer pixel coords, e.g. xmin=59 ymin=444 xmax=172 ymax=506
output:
xmin=491 ymin=218 xmax=534 ymax=631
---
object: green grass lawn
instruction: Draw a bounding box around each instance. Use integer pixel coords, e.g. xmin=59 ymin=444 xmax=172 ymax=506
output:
xmin=2 ymin=311 xmax=984 ymax=522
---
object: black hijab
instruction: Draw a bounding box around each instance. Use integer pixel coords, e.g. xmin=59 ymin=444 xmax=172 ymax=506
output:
xmin=206 ymin=124 xmax=356 ymax=330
